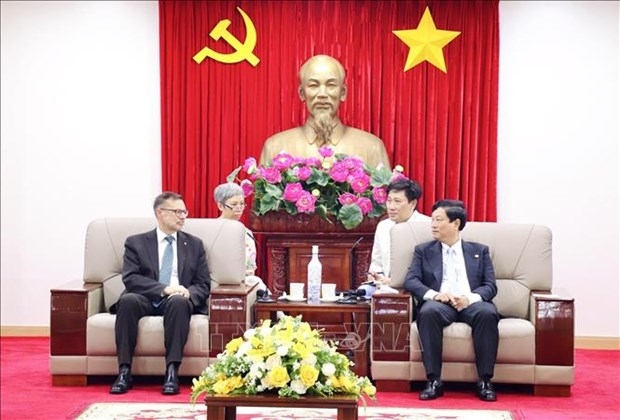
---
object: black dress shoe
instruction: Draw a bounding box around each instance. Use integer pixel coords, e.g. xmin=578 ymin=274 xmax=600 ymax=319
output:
xmin=476 ymin=379 xmax=497 ymax=401
xmin=419 ymin=379 xmax=444 ymax=400
xmin=110 ymin=365 xmax=133 ymax=394
xmin=162 ymin=363 xmax=180 ymax=395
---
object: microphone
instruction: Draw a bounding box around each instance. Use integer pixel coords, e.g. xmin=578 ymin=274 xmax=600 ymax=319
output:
xmin=349 ymin=236 xmax=364 ymax=290
xmin=256 ymin=288 xmax=275 ymax=302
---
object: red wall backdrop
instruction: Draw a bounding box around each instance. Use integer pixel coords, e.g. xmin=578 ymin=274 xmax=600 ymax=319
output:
xmin=159 ymin=0 xmax=498 ymax=221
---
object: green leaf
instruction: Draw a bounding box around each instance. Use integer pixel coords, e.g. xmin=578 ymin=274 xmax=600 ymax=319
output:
xmin=370 ymin=166 xmax=393 ymax=186
xmin=338 ymin=204 xmax=364 ymax=230
xmin=227 ymin=166 xmax=242 ymax=183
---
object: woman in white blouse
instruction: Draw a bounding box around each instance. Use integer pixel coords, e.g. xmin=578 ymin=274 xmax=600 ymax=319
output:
xmin=214 ymin=182 xmax=266 ymax=292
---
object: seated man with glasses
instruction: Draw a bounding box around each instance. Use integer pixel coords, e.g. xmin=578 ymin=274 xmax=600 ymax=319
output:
xmin=110 ymin=191 xmax=211 ymax=395
xmin=214 ymin=182 xmax=267 ymax=294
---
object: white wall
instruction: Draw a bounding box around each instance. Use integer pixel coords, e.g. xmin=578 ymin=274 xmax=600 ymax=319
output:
xmin=497 ymin=1 xmax=619 ymax=338
xmin=1 ymin=1 xmax=618 ymax=339
xmin=0 ymin=1 xmax=161 ymax=325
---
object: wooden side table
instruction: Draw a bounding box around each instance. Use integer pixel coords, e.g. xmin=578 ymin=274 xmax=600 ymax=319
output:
xmin=254 ymin=300 xmax=371 ymax=378
xmin=205 ymin=393 xmax=358 ymax=420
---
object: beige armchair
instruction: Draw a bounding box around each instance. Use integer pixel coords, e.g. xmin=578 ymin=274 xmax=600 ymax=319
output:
xmin=50 ymin=218 xmax=257 ymax=386
xmin=370 ymin=221 xmax=574 ymax=396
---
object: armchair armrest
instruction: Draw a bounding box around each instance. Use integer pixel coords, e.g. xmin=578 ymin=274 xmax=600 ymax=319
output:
xmin=371 ymin=290 xmax=412 ymax=362
xmin=208 ymin=283 xmax=258 ymax=357
xmin=50 ymin=280 xmax=103 ymax=356
xmin=531 ymin=289 xmax=575 ymax=366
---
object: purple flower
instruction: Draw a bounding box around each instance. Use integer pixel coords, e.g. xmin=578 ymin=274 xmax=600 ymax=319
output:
xmin=240 ymin=179 xmax=254 ymax=197
xmin=338 ymin=193 xmax=358 ymax=206
xmin=260 ymin=167 xmax=282 ymax=184
xmin=357 ymin=197 xmax=373 ymax=215
xmin=295 ymin=191 xmax=317 ymax=213
xmin=282 ymin=182 xmax=304 ymax=202
xmin=318 ymin=146 xmax=334 ymax=158
xmin=272 ymin=153 xmax=295 ymax=171
xmin=372 ymin=186 xmax=387 ymax=204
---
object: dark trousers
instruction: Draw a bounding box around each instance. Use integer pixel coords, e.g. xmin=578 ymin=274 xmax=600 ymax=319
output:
xmin=114 ymin=293 xmax=194 ymax=367
xmin=417 ymin=300 xmax=499 ymax=380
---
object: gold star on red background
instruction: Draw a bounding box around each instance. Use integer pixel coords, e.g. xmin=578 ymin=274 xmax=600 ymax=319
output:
xmin=393 ymin=6 xmax=460 ymax=73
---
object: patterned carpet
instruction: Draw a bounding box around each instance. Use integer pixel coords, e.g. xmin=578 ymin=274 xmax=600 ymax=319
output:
xmin=76 ymin=402 xmax=515 ymax=420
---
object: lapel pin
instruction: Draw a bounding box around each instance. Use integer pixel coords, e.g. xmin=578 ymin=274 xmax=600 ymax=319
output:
xmin=474 ymin=254 xmax=479 ymax=259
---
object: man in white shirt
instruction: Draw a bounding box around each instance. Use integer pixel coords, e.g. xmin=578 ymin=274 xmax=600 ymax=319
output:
xmin=368 ymin=178 xmax=431 ymax=284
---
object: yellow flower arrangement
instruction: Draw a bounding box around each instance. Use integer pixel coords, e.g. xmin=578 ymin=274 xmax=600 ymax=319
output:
xmin=190 ymin=315 xmax=376 ymax=402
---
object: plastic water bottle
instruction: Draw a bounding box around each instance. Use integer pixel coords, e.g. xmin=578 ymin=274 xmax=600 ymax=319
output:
xmin=307 ymin=245 xmax=322 ymax=303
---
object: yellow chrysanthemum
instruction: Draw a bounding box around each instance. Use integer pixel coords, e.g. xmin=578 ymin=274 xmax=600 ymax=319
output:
xmin=363 ymin=383 xmax=377 ymax=397
xmin=338 ymin=375 xmax=354 ymax=391
xmin=265 ymin=365 xmax=290 ymax=388
xmin=299 ymin=364 xmax=319 ymax=387
xmin=225 ymin=337 xmax=244 ymax=353
xmin=292 ymin=342 xmax=310 ymax=358
xmin=212 ymin=379 xmax=231 ymax=395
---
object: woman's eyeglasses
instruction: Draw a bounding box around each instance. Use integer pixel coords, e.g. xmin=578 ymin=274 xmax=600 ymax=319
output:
xmin=224 ymin=203 xmax=246 ymax=210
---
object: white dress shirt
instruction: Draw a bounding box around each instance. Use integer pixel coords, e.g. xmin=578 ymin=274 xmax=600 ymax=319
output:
xmin=423 ymin=238 xmax=482 ymax=304
xmin=369 ymin=210 xmax=431 ymax=277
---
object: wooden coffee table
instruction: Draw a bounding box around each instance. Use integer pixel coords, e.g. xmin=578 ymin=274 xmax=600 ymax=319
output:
xmin=205 ymin=393 xmax=358 ymax=420
xmin=254 ymin=300 xmax=371 ymax=378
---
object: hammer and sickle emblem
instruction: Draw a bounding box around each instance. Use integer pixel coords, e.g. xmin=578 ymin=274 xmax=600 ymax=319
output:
xmin=193 ymin=7 xmax=259 ymax=67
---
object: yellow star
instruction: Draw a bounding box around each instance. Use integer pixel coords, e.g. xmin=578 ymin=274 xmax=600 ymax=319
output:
xmin=393 ymin=7 xmax=460 ymax=73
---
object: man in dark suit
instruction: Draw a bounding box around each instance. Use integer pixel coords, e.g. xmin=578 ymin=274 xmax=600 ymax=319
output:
xmin=110 ymin=192 xmax=211 ymax=395
xmin=404 ymin=200 xmax=499 ymax=402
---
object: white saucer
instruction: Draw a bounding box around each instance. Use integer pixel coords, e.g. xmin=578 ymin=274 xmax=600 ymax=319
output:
xmin=320 ymin=297 xmax=339 ymax=303
xmin=285 ymin=296 xmax=306 ymax=302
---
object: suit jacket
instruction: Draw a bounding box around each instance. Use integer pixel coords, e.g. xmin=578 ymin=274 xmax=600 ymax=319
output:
xmin=121 ymin=229 xmax=211 ymax=314
xmin=403 ymin=239 xmax=497 ymax=307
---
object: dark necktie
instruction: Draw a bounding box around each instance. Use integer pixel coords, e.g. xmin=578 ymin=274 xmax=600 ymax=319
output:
xmin=159 ymin=235 xmax=174 ymax=286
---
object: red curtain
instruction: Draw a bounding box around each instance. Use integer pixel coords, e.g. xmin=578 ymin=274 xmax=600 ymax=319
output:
xmin=159 ymin=0 xmax=498 ymax=221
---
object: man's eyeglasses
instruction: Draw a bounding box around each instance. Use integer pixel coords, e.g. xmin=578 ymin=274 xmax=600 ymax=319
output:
xmin=224 ymin=203 xmax=246 ymax=210
xmin=160 ymin=208 xmax=189 ymax=217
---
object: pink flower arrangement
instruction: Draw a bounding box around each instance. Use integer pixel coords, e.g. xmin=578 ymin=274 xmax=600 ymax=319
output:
xmin=227 ymin=149 xmax=406 ymax=229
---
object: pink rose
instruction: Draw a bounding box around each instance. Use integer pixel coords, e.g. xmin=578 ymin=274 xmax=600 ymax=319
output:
xmin=282 ymin=182 xmax=304 ymax=202
xmin=349 ymin=175 xmax=370 ymax=194
xmin=272 ymin=153 xmax=294 ymax=171
xmin=338 ymin=193 xmax=357 ymax=206
xmin=240 ymin=179 xmax=254 ymax=197
xmin=304 ymin=157 xmax=321 ymax=167
xmin=318 ymin=146 xmax=334 ymax=158
xmin=390 ymin=172 xmax=407 ymax=182
xmin=295 ymin=191 xmax=317 ymax=213
xmin=260 ymin=167 xmax=282 ymax=183
xmin=357 ymin=197 xmax=373 ymax=215
xmin=243 ymin=157 xmax=258 ymax=174
xmin=329 ymin=162 xmax=349 ymax=183
xmin=372 ymin=186 xmax=387 ymax=204
xmin=294 ymin=166 xmax=312 ymax=181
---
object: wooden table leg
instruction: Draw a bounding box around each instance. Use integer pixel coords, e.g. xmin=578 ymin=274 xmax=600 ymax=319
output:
xmin=206 ymin=405 xmax=224 ymax=420
xmin=338 ymin=406 xmax=358 ymax=420
xmin=224 ymin=406 xmax=236 ymax=420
